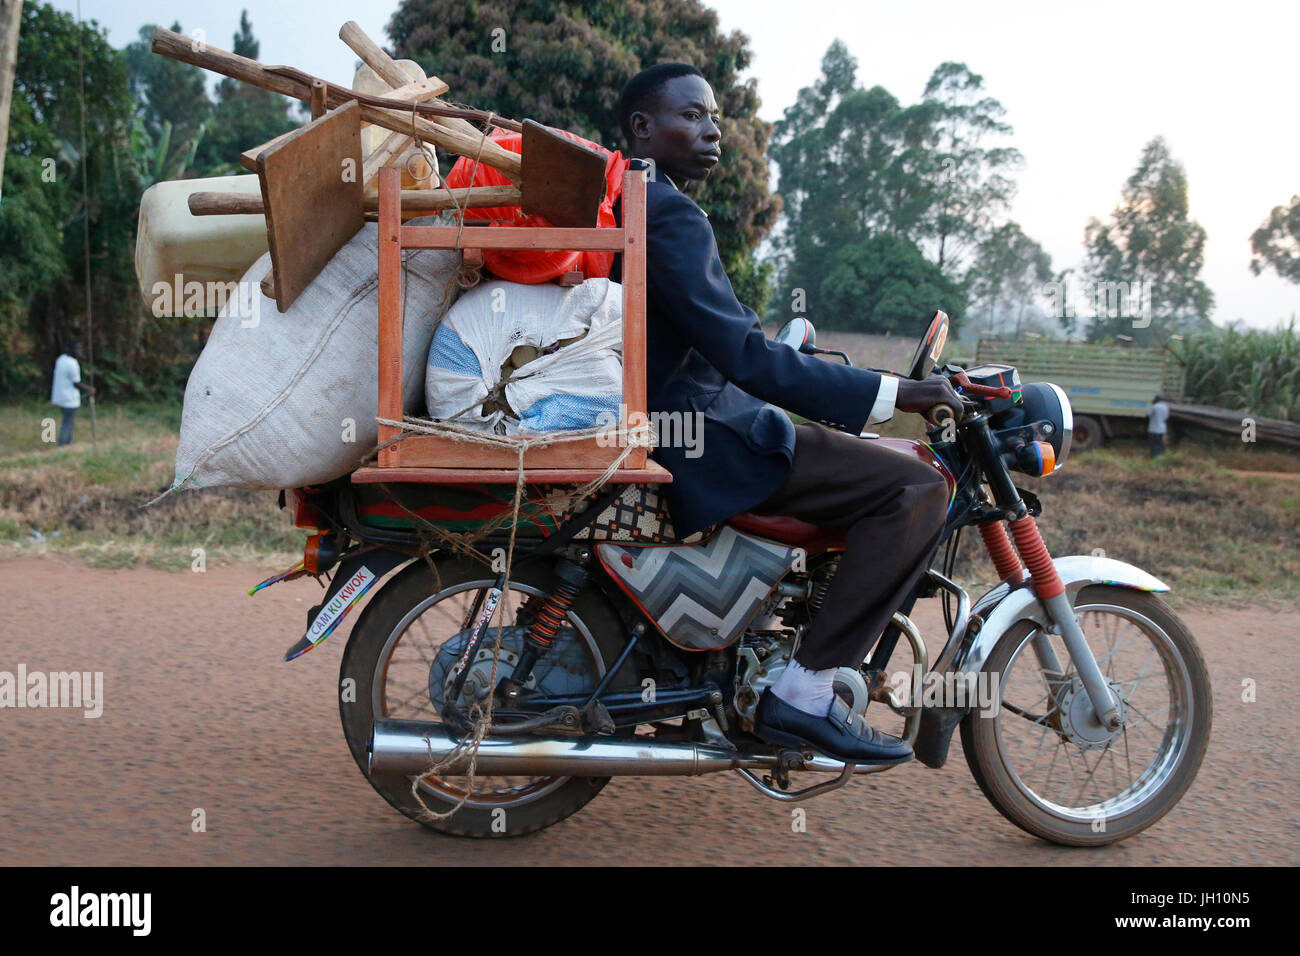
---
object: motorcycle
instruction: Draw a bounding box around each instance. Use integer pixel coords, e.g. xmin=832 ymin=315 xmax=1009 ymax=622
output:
xmin=260 ymin=311 xmax=1211 ymax=844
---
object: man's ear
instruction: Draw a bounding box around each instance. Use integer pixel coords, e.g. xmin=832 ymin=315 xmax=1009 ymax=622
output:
xmin=629 ymin=110 xmax=652 ymax=141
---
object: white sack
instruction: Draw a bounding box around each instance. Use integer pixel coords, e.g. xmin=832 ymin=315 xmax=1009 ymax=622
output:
xmin=172 ymin=219 xmax=462 ymax=491
xmin=426 ymin=278 xmax=624 ymax=434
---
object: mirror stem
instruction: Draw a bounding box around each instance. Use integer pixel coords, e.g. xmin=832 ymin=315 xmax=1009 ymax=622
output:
xmin=806 ymin=346 xmax=852 ymax=367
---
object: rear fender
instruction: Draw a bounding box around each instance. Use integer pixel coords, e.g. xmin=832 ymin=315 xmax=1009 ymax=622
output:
xmin=283 ymin=549 xmax=413 ymax=661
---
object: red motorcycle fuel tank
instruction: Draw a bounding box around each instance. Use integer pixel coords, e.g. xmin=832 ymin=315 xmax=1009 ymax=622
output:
xmin=874 ymin=437 xmax=958 ymax=500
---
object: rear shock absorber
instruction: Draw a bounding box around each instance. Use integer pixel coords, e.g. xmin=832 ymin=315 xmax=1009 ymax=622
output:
xmin=806 ymin=556 xmax=840 ymax=621
xmin=496 ymin=559 xmax=588 ymax=702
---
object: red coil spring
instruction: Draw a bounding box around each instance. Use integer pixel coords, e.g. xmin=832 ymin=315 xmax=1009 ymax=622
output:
xmin=1008 ymin=515 xmax=1064 ymax=599
xmin=527 ymin=583 xmax=579 ymax=646
xmin=979 ymin=520 xmax=1023 ymax=584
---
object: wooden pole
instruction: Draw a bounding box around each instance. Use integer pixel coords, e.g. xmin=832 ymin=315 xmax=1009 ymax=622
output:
xmin=0 ymin=0 xmax=23 ymax=196
xmin=621 ymin=167 xmax=648 ymax=469
xmin=338 ymin=20 xmax=483 ymax=143
xmin=187 ymin=184 xmax=521 ymax=216
xmin=74 ymin=0 xmax=96 ymax=453
xmin=148 ymin=27 xmax=522 ymax=182
xmin=376 ymin=167 xmax=404 ymax=467
xmin=309 ymin=79 xmax=327 ymax=120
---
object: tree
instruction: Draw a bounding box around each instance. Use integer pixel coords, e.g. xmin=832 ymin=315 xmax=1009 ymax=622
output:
xmin=386 ymin=0 xmax=780 ymax=310
xmin=1 ymin=3 xmax=203 ymax=400
xmin=1249 ymin=195 xmax=1300 ymax=284
xmin=2 ymin=2 xmax=139 ymax=393
xmin=1083 ymin=137 xmax=1213 ymax=345
xmin=124 ymin=21 xmax=210 ymax=159
xmin=967 ymin=221 xmax=1052 ymax=337
xmin=917 ymin=62 xmax=1022 ymax=276
xmin=768 ymin=44 xmax=1017 ymax=332
xmin=192 ymin=11 xmax=297 ymax=176
xmin=819 ymin=234 xmax=966 ymax=336
xmin=0 ymin=89 xmax=66 ymax=392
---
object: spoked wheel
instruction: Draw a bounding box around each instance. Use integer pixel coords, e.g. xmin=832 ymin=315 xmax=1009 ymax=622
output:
xmin=961 ymin=585 xmax=1211 ymax=846
xmin=339 ymin=556 xmax=631 ymax=838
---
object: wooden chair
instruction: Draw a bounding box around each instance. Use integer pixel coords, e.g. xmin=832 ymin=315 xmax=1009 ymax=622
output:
xmin=351 ymin=164 xmax=671 ymax=486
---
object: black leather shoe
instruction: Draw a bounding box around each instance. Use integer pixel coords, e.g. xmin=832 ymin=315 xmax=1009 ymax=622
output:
xmin=754 ymin=689 xmax=914 ymax=764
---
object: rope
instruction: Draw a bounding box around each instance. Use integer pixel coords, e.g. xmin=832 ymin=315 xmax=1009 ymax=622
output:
xmin=374 ymin=413 xmax=652 ymax=820
xmin=426 ymin=111 xmax=497 ymax=291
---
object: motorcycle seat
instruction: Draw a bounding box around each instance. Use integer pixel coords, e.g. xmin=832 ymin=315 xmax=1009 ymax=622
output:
xmin=725 ymin=511 xmax=847 ymax=551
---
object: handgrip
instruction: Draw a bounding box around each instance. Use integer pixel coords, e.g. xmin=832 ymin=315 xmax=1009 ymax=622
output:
xmin=951 ymin=370 xmax=1013 ymax=400
xmin=930 ymin=405 xmax=956 ymax=428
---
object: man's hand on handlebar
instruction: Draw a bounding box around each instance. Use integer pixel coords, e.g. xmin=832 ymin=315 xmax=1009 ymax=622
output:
xmin=895 ymin=374 xmax=962 ymax=426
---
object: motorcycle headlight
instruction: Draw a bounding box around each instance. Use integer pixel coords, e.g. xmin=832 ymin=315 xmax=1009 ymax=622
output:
xmin=1018 ymin=382 xmax=1073 ymax=471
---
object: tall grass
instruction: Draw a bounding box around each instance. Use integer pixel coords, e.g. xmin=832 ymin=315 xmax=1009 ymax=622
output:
xmin=1181 ymin=319 xmax=1300 ymax=421
xmin=0 ymin=398 xmax=301 ymax=569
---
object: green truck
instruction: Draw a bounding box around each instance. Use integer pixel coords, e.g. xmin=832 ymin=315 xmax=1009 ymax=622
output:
xmin=971 ymin=339 xmax=1185 ymax=450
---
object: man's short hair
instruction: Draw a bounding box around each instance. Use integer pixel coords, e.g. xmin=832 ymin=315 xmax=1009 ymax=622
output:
xmin=618 ymin=63 xmax=705 ymax=144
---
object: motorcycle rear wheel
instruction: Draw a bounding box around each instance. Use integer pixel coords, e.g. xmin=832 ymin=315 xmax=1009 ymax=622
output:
xmin=960 ymin=585 xmax=1211 ymax=846
xmin=339 ymin=556 xmax=630 ymax=838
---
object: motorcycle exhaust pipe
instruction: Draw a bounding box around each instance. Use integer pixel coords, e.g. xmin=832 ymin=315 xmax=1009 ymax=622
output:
xmin=370 ymin=717 xmax=781 ymax=777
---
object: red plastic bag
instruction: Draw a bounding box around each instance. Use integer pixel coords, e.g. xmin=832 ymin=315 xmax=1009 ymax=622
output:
xmin=445 ymin=128 xmax=629 ymax=284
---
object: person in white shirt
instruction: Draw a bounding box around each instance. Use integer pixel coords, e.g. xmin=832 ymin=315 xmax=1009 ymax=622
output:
xmin=1147 ymin=394 xmax=1170 ymax=458
xmin=50 ymin=340 xmax=94 ymax=447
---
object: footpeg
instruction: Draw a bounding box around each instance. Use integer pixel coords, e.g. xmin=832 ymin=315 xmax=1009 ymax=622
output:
xmin=581 ymin=700 xmax=616 ymax=735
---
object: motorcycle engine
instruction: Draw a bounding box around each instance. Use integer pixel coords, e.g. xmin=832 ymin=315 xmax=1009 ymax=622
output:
xmin=732 ymin=558 xmax=875 ymax=732
xmin=733 ymin=618 xmax=873 ymax=734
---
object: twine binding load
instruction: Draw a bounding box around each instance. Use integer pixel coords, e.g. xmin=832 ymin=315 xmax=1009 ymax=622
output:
xmin=369 ymin=412 xmax=653 ymax=819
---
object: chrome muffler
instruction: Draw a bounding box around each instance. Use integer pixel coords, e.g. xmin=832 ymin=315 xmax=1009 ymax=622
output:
xmin=369 ymin=718 xmax=779 ymax=777
xmin=370 ymin=718 xmax=908 ymax=779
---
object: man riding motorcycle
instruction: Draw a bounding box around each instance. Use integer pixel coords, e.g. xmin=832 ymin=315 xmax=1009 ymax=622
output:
xmin=610 ymin=63 xmax=963 ymax=764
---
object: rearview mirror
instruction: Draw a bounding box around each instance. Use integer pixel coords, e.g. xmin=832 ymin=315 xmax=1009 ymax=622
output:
xmin=907 ymin=310 xmax=949 ymax=380
xmin=775 ymin=317 xmax=816 ymax=354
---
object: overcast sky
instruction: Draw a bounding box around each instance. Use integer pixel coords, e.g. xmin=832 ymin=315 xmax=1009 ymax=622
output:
xmin=53 ymin=0 xmax=1300 ymax=329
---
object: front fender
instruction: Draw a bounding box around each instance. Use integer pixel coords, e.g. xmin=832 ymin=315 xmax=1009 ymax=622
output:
xmin=955 ymin=555 xmax=1169 ymax=678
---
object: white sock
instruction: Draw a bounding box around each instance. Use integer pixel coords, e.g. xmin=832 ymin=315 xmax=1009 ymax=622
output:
xmin=771 ymin=659 xmax=835 ymax=716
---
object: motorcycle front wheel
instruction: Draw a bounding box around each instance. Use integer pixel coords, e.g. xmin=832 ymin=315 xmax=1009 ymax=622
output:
xmin=960 ymin=585 xmax=1212 ymax=846
xmin=339 ymin=556 xmax=631 ymax=838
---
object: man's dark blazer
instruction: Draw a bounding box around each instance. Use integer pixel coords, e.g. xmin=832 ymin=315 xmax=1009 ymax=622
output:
xmin=612 ymin=159 xmax=885 ymax=537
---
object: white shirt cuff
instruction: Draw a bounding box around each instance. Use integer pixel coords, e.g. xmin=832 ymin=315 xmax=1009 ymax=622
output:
xmin=866 ymin=374 xmax=898 ymax=425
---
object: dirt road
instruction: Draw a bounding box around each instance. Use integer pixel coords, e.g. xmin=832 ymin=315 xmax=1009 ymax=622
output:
xmin=0 ymin=555 xmax=1293 ymax=866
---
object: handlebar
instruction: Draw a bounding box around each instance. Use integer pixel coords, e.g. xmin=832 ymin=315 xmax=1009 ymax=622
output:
xmin=924 ymin=367 xmax=1014 ymax=431
xmin=949 ymin=369 xmax=1013 ymax=400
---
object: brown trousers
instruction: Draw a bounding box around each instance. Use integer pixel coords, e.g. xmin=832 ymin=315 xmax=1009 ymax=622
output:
xmin=751 ymin=422 xmax=951 ymax=670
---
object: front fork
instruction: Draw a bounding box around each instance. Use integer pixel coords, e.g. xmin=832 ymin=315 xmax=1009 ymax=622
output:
xmin=979 ymin=517 xmax=1123 ymax=730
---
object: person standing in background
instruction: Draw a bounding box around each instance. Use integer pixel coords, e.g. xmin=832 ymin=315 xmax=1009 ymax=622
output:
xmin=50 ymin=340 xmax=94 ymax=447
xmin=1147 ymin=394 xmax=1170 ymax=458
